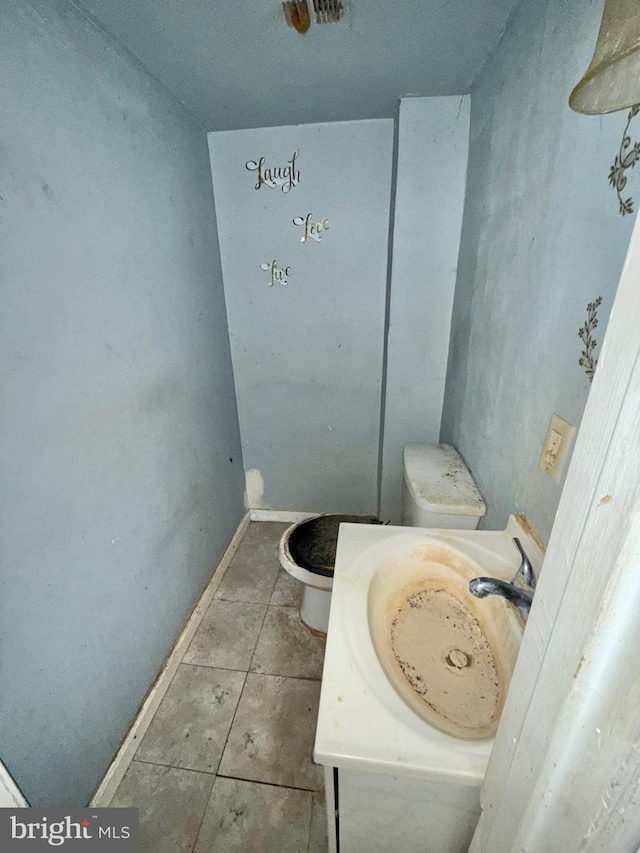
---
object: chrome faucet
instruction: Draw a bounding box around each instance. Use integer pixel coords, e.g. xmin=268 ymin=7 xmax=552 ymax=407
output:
xmin=469 ymin=538 xmax=536 ymax=619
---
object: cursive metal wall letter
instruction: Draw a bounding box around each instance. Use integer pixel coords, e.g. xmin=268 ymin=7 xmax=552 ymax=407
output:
xmin=246 ymin=151 xmax=300 ymax=193
xmin=293 ymin=213 xmax=330 ymax=243
xmin=260 ymin=260 xmax=291 ymax=286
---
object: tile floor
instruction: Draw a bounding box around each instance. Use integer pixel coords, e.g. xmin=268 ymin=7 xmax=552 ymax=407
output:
xmin=110 ymin=522 xmax=329 ymax=853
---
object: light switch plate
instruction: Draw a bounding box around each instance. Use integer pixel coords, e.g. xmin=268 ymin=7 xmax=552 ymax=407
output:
xmin=540 ymin=414 xmax=576 ymax=483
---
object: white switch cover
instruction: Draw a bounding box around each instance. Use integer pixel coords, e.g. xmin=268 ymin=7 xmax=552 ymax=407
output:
xmin=541 ymin=414 xmax=576 ymax=483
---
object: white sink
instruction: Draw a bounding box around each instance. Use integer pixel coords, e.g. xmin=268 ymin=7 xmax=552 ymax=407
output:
xmin=368 ymin=538 xmax=522 ymax=740
xmin=314 ymin=516 xmax=544 ymax=786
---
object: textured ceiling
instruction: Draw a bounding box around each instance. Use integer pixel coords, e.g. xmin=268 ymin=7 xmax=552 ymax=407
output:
xmin=77 ymin=0 xmax=521 ymax=130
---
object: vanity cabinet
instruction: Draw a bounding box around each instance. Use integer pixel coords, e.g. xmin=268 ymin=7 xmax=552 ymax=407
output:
xmin=323 ymin=766 xmax=480 ymax=853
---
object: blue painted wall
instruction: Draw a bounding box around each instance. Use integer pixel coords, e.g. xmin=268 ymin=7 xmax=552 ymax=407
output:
xmin=0 ymin=0 xmax=244 ymax=806
xmin=380 ymin=96 xmax=470 ymax=523
xmin=209 ymin=120 xmax=393 ymax=514
xmin=441 ymin=0 xmax=637 ymax=542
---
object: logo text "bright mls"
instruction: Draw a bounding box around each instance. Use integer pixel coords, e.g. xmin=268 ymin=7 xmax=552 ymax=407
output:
xmin=11 ymin=815 xmax=94 ymax=847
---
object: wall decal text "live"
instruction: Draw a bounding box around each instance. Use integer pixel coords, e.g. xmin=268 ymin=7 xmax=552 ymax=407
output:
xmin=260 ymin=260 xmax=291 ymax=286
xmin=293 ymin=213 xmax=330 ymax=243
xmin=246 ymin=151 xmax=300 ymax=193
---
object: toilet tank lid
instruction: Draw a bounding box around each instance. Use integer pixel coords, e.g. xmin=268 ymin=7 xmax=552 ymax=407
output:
xmin=403 ymin=443 xmax=486 ymax=517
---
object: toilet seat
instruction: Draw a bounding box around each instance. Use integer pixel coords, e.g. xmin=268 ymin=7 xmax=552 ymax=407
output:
xmin=279 ymin=514 xmax=381 ymax=632
xmin=279 ymin=531 xmax=333 ymax=590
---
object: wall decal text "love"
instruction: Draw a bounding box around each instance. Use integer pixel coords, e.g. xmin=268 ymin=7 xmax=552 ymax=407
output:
xmin=246 ymin=151 xmax=300 ymax=193
xmin=260 ymin=260 xmax=291 ymax=286
xmin=293 ymin=213 xmax=330 ymax=243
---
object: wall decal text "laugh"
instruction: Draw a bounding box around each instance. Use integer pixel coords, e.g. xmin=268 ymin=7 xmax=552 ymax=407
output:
xmin=293 ymin=213 xmax=330 ymax=243
xmin=246 ymin=151 xmax=300 ymax=193
xmin=260 ymin=260 xmax=291 ymax=286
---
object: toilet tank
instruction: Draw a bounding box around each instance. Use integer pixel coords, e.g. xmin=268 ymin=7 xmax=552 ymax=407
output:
xmin=401 ymin=443 xmax=486 ymax=529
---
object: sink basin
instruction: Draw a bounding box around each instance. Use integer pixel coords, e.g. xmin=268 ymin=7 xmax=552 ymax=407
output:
xmin=315 ymin=519 xmax=542 ymax=787
xmin=368 ymin=540 xmax=523 ymax=740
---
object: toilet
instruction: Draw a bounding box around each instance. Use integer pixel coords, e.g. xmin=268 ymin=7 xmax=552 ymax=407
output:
xmin=279 ymin=514 xmax=381 ymax=635
xmin=279 ymin=443 xmax=486 ymax=634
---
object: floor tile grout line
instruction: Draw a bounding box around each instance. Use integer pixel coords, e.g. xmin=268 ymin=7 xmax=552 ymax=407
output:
xmin=190 ymin=662 xmax=252 ymax=853
xmin=213 ymin=522 xmax=286 ymax=605
xmin=214 ymin=664 xmax=253 ymax=782
xmin=129 ymin=759 xmax=323 ymax=794
xmin=246 ymin=579 xmax=277 ymax=674
xmin=179 ymin=659 xmax=322 ymax=682
xmin=190 ymin=764 xmax=219 ymax=853
xmin=180 ymin=660 xmax=249 ymax=675
xmin=305 ymin=786 xmax=316 ymax=853
xmin=183 ymin=596 xmax=268 ymax=671
xmin=193 ymin=771 xmax=319 ymax=853
xmin=215 ymin=772 xmax=320 ymax=795
xmin=214 ymin=594 xmax=277 ymax=605
xmin=250 ymin=670 xmax=323 ymax=683
xmin=132 ymin=668 xmax=252 ymax=775
xmin=131 ymin=757 xmax=218 ymax=777
xmin=212 ymin=595 xmax=302 ymax=608
xmin=214 ymin=667 xmax=324 ymax=795
xmin=266 ymin=545 xmax=286 ymax=601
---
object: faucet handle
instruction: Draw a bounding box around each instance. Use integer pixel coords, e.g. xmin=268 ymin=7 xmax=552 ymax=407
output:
xmin=511 ymin=538 xmax=536 ymax=590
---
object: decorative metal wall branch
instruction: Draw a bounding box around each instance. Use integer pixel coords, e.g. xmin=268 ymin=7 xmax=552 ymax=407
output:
xmin=578 ymin=296 xmax=602 ymax=383
xmin=608 ymin=105 xmax=640 ymax=215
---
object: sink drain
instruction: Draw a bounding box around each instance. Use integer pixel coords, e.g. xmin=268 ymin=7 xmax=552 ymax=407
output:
xmin=445 ymin=648 xmax=471 ymax=670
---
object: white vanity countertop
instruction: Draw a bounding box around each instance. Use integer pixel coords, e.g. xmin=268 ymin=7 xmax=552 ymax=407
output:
xmin=314 ymin=516 xmax=544 ymax=786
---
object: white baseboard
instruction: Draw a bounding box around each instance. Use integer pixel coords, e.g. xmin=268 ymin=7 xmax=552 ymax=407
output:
xmin=89 ymin=512 xmax=250 ymax=807
xmin=249 ymin=509 xmax=318 ymax=523
xmin=0 ymin=759 xmax=28 ymax=808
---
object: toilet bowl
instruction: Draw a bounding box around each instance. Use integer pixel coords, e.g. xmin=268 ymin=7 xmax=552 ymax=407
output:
xmin=280 ymin=443 xmax=486 ymax=635
xmin=279 ymin=514 xmax=380 ymax=635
